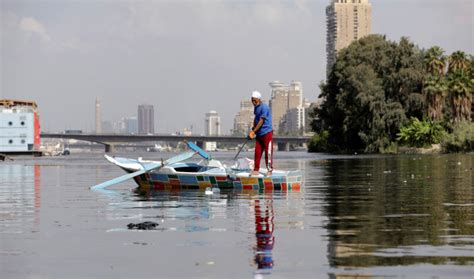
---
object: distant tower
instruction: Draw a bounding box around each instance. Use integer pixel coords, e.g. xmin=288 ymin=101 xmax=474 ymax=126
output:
xmin=204 ymin=110 xmax=220 ymax=151
xmin=138 ymin=104 xmax=154 ymax=135
xmin=326 ymin=0 xmax=372 ymax=75
xmin=95 ymin=97 xmax=101 ymax=134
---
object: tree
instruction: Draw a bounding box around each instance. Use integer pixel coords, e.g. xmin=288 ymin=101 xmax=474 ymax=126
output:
xmin=447 ymin=51 xmax=473 ymax=122
xmin=423 ymin=47 xmax=447 ymax=121
xmin=423 ymin=75 xmax=447 ymax=121
xmin=448 ymin=72 xmax=472 ymax=122
xmin=313 ymin=35 xmax=472 ymax=153
xmin=424 ymin=46 xmax=446 ymax=77
xmin=448 ymin=51 xmax=470 ymax=74
xmin=316 ymin=35 xmax=424 ymax=152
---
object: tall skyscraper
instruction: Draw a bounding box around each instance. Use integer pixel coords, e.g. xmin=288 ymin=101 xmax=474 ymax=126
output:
xmin=232 ymin=100 xmax=254 ymax=135
xmin=326 ymin=0 xmax=372 ymax=74
xmin=95 ymin=97 xmax=101 ymax=134
xmin=138 ymin=104 xmax=154 ymax=135
xmin=269 ymin=81 xmax=302 ymax=134
xmin=204 ymin=110 xmax=220 ymax=151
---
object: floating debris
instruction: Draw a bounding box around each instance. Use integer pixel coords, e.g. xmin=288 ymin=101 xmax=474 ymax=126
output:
xmin=127 ymin=221 xmax=159 ymax=230
xmin=205 ymin=187 xmax=220 ymax=195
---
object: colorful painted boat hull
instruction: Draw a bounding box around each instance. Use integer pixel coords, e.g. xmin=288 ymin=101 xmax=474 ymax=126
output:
xmin=105 ymin=155 xmax=303 ymax=192
xmin=132 ymin=171 xmax=303 ymax=192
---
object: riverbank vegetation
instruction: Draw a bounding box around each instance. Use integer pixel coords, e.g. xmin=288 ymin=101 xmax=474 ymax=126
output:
xmin=310 ymin=35 xmax=473 ymax=153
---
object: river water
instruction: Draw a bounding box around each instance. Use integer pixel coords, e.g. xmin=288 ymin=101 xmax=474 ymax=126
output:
xmin=1 ymin=151 xmax=473 ymax=278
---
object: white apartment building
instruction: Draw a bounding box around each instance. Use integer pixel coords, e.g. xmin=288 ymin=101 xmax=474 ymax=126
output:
xmin=204 ymin=110 xmax=220 ymax=151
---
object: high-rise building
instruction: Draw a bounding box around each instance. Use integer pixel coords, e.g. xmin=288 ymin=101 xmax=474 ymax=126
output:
xmin=326 ymin=0 xmax=372 ymax=74
xmin=204 ymin=110 xmax=220 ymax=151
xmin=123 ymin=116 xmax=138 ymax=134
xmin=95 ymin=97 xmax=101 ymax=134
xmin=138 ymin=104 xmax=154 ymax=135
xmin=232 ymin=100 xmax=254 ymax=136
xmin=280 ymin=106 xmax=305 ymax=135
xmin=279 ymin=98 xmax=314 ymax=135
xmin=269 ymin=81 xmax=302 ymax=134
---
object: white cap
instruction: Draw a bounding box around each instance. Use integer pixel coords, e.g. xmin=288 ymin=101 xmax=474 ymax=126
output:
xmin=251 ymin=91 xmax=262 ymax=99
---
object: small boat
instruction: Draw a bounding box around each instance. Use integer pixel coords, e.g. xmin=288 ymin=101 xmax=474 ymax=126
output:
xmin=92 ymin=142 xmax=303 ymax=192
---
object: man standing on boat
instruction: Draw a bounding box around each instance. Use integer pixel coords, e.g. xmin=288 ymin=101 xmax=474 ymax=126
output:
xmin=248 ymin=91 xmax=273 ymax=176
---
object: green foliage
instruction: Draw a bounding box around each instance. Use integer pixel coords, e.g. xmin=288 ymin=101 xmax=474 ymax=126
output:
xmin=441 ymin=122 xmax=474 ymax=152
xmin=446 ymin=53 xmax=473 ymax=123
xmin=424 ymin=46 xmax=446 ymax=77
xmin=313 ymin=34 xmax=473 ymax=153
xmin=423 ymin=75 xmax=447 ymax=121
xmin=448 ymin=51 xmax=470 ymax=75
xmin=397 ymin=117 xmax=445 ymax=148
xmin=423 ymin=48 xmax=473 ymax=123
xmin=317 ymin=35 xmax=424 ymax=152
xmin=308 ymin=131 xmax=330 ymax=152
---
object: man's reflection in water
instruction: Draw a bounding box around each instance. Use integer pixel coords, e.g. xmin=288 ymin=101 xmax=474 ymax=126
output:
xmin=254 ymin=199 xmax=274 ymax=270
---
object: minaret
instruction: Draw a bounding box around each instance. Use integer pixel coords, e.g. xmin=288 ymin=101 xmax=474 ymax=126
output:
xmin=95 ymin=97 xmax=101 ymax=134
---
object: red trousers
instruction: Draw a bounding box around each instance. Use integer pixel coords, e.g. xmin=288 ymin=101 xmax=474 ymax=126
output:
xmin=254 ymin=131 xmax=273 ymax=172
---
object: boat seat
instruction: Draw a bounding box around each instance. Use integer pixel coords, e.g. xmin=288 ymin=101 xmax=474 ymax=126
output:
xmin=173 ymin=165 xmax=216 ymax=173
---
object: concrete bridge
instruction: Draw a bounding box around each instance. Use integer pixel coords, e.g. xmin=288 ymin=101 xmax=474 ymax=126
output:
xmin=40 ymin=133 xmax=311 ymax=152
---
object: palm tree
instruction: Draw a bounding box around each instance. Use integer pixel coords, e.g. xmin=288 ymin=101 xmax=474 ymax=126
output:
xmin=424 ymin=76 xmax=447 ymax=121
xmin=424 ymin=46 xmax=446 ymax=77
xmin=447 ymin=52 xmax=473 ymax=122
xmin=423 ymin=47 xmax=447 ymax=121
xmin=448 ymin=51 xmax=470 ymax=74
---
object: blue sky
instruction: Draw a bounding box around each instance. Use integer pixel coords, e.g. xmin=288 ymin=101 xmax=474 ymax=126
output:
xmin=1 ymin=0 xmax=472 ymax=133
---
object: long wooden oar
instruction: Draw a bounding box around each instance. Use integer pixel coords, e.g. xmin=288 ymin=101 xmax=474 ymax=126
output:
xmin=90 ymin=151 xmax=196 ymax=190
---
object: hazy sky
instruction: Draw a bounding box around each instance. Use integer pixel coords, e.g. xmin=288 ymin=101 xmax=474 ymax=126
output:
xmin=1 ymin=0 xmax=472 ymax=134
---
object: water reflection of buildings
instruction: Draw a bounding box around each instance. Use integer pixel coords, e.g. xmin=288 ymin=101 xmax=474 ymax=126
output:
xmin=0 ymin=164 xmax=41 ymax=233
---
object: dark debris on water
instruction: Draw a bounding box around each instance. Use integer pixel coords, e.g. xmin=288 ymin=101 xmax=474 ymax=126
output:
xmin=127 ymin=221 xmax=159 ymax=230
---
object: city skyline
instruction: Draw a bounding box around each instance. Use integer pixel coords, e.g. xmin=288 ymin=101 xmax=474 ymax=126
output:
xmin=1 ymin=0 xmax=472 ymax=134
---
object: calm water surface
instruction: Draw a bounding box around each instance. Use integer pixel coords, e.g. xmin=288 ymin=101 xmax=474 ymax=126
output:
xmin=1 ymin=151 xmax=473 ymax=278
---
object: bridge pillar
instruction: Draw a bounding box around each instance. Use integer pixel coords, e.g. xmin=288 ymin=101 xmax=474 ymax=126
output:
xmin=104 ymin=144 xmax=115 ymax=153
xmin=277 ymin=142 xmax=290 ymax=152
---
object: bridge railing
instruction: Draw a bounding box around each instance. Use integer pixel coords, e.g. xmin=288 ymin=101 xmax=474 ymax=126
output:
xmin=40 ymin=133 xmax=311 ymax=152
